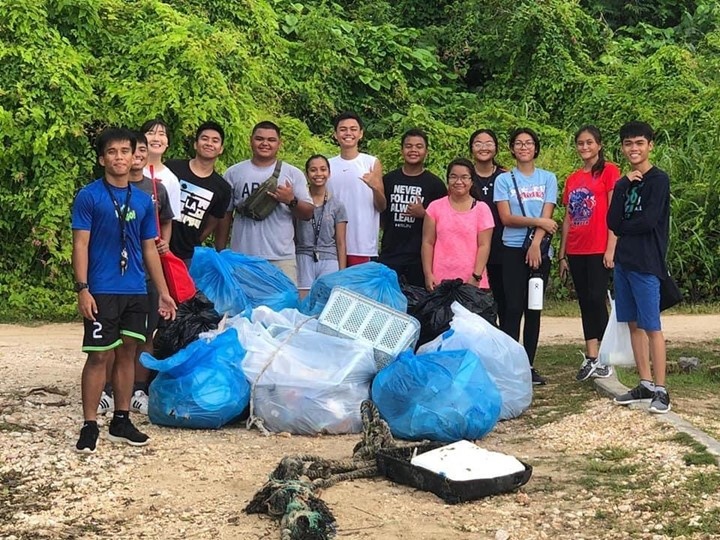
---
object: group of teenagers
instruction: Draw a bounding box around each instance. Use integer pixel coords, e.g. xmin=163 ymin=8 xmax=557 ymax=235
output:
xmin=71 ymin=112 xmax=673 ymax=454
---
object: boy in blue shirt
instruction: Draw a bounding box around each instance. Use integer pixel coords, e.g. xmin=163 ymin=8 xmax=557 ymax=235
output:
xmin=72 ymin=128 xmax=177 ymax=453
xmin=607 ymin=121 xmax=671 ymax=414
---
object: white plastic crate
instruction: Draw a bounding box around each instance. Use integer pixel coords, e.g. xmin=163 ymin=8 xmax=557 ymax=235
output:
xmin=317 ymin=287 xmax=420 ymax=370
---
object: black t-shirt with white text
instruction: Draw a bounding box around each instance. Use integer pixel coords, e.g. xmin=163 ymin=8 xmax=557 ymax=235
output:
xmin=380 ymin=168 xmax=447 ymax=266
xmin=165 ymin=159 xmax=231 ymax=260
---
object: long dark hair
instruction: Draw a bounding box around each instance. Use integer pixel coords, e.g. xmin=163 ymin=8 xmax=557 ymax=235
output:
xmin=575 ymin=125 xmax=606 ymax=178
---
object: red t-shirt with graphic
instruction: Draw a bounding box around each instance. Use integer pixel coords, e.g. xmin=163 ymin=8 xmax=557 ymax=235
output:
xmin=562 ymin=162 xmax=620 ymax=255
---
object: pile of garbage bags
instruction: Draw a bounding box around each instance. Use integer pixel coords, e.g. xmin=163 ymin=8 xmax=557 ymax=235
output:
xmin=418 ymin=303 xmax=532 ymax=421
xmin=143 ymin=256 xmax=531 ymax=438
xmin=372 ymin=348 xmax=502 ymax=442
xmin=190 ymin=248 xmax=299 ymax=315
xmin=141 ymin=328 xmax=249 ymax=429
xmin=404 ymin=278 xmax=497 ymax=345
xmin=301 ymin=262 xmax=406 ymax=316
xmin=225 ymin=310 xmax=376 ymax=434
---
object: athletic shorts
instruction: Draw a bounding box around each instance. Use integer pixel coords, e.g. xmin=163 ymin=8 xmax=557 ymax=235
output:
xmin=346 ymin=255 xmax=377 ymax=267
xmin=613 ymin=262 xmax=661 ymax=331
xmin=145 ymin=280 xmax=160 ymax=339
xmin=269 ymin=258 xmax=298 ymax=285
xmin=297 ymin=253 xmax=339 ymax=290
xmin=82 ymin=294 xmax=149 ymax=352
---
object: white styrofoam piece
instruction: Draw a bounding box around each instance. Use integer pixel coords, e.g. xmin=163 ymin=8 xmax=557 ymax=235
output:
xmin=410 ymin=440 xmax=526 ymax=481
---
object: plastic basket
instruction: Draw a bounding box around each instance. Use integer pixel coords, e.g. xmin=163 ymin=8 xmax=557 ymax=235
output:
xmin=376 ymin=443 xmax=533 ymax=504
xmin=317 ymin=287 xmax=420 ymax=370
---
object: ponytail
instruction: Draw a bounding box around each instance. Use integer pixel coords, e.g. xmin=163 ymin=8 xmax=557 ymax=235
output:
xmin=592 ymin=147 xmax=606 ymax=178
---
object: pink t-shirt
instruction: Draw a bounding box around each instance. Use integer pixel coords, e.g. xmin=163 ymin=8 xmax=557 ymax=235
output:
xmin=426 ymin=197 xmax=495 ymax=288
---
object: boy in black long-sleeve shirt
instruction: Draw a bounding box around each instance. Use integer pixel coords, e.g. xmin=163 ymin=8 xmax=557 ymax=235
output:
xmin=607 ymin=121 xmax=671 ymax=414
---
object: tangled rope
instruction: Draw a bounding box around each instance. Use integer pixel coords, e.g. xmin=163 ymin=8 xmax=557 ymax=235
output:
xmin=245 ymin=400 xmax=396 ymax=540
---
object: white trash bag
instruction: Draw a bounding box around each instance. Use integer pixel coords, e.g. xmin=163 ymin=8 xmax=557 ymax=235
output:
xmin=229 ymin=314 xmax=376 ymax=435
xmin=418 ymin=302 xmax=532 ymax=421
xmin=598 ymin=291 xmax=635 ymax=367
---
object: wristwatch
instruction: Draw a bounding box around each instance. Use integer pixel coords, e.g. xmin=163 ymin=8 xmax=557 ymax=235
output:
xmin=288 ymin=197 xmax=298 ymax=208
xmin=74 ymin=282 xmax=89 ymax=293
xmin=472 ymin=272 xmax=483 ymax=282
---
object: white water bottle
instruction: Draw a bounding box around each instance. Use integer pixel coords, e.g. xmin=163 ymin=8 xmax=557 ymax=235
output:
xmin=528 ymin=274 xmax=544 ymax=310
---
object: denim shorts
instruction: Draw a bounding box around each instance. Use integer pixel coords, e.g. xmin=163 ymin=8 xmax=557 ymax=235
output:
xmin=613 ymin=262 xmax=661 ymax=331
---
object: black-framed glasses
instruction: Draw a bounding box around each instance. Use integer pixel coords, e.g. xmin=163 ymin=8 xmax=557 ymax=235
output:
xmin=513 ymin=140 xmax=535 ymax=149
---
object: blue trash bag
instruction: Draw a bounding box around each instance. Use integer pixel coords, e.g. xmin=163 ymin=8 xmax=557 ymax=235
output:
xmin=300 ymin=262 xmax=406 ymax=316
xmin=418 ymin=302 xmax=532 ymax=421
xmin=371 ymin=348 xmax=501 ymax=442
xmin=190 ymin=248 xmax=299 ymax=316
xmin=140 ymin=328 xmax=249 ymax=429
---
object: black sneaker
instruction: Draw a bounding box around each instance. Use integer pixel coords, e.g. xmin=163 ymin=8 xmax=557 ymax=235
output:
xmin=108 ymin=418 xmax=150 ymax=447
xmin=575 ymin=353 xmax=597 ymax=381
xmin=591 ymin=362 xmax=613 ymax=379
xmin=614 ymin=383 xmax=654 ymax=405
xmin=648 ymin=390 xmax=671 ymax=414
xmin=75 ymin=423 xmax=99 ymax=454
xmin=531 ymin=368 xmax=547 ymax=386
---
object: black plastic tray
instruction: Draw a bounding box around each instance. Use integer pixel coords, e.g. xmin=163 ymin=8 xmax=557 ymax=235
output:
xmin=376 ymin=442 xmax=532 ymax=504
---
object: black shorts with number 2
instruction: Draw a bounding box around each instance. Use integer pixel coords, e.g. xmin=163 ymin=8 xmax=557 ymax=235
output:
xmin=82 ymin=294 xmax=149 ymax=352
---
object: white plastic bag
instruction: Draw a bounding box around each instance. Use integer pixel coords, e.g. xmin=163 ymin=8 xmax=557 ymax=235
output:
xmin=417 ymin=302 xmax=532 ymax=420
xmin=229 ymin=315 xmax=376 ymax=434
xmin=598 ymin=291 xmax=635 ymax=367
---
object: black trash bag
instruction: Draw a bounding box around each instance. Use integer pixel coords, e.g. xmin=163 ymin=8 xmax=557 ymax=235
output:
xmin=400 ymin=282 xmax=429 ymax=313
xmin=410 ymin=279 xmax=497 ymax=346
xmin=153 ymin=291 xmax=223 ymax=359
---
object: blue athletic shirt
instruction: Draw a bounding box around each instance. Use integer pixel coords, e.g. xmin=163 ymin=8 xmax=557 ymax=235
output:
xmin=494 ymin=167 xmax=558 ymax=248
xmin=71 ymin=179 xmax=157 ymax=294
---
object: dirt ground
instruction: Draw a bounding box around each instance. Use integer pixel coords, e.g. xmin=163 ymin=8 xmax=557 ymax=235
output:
xmin=1 ymin=315 xmax=719 ymax=540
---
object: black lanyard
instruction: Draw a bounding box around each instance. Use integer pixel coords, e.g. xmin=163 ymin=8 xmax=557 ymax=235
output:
xmin=311 ymin=192 xmax=328 ymax=261
xmin=102 ymin=180 xmax=132 ymax=274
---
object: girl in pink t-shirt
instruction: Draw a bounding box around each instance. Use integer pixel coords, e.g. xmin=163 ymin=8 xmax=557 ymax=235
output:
xmin=558 ymin=125 xmax=620 ymax=382
xmin=421 ymin=158 xmax=494 ymax=291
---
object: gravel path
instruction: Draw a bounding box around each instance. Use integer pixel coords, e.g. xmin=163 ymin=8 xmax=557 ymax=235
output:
xmin=1 ymin=317 xmax=718 ymax=540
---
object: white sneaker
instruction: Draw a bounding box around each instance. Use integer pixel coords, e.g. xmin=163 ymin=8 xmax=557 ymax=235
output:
xmin=130 ymin=390 xmax=149 ymax=415
xmin=97 ymin=391 xmax=114 ymax=415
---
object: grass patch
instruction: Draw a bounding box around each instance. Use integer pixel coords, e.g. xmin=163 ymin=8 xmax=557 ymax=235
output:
xmin=543 ymin=298 xmax=720 ymax=317
xmin=0 ymin=421 xmax=28 ymax=433
xmin=666 ymin=432 xmax=718 ymax=467
xmin=523 ymin=345 xmax=600 ymax=427
xmin=685 ymin=471 xmax=720 ymax=495
xmin=577 ymin=458 xmax=641 ymax=493
xmin=663 ymin=509 xmax=720 ymax=537
xmin=614 ymin=343 xmax=720 ymax=396
xmin=595 ymin=446 xmax=633 ymax=462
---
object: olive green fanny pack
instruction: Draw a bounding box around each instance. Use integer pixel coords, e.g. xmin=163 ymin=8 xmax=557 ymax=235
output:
xmin=237 ymin=160 xmax=283 ymax=221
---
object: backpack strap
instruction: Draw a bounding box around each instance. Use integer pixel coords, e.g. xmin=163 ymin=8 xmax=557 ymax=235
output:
xmin=270 ymin=160 xmax=283 ymax=181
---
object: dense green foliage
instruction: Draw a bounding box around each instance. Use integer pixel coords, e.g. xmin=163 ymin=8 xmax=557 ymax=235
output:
xmin=1 ymin=0 xmax=719 ymax=319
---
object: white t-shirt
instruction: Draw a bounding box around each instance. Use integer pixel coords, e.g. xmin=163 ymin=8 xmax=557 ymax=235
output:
xmin=328 ymin=153 xmax=379 ymax=256
xmin=143 ymin=165 xmax=182 ymax=220
xmin=224 ymin=160 xmax=311 ymax=260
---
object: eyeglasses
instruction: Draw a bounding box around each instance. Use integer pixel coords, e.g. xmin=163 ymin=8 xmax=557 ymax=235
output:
xmin=448 ymin=174 xmax=472 ymax=183
xmin=472 ymin=142 xmax=496 ymax=150
xmin=513 ymin=140 xmax=535 ymax=149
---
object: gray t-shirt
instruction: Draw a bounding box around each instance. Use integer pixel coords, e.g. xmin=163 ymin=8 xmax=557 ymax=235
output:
xmin=295 ymin=195 xmax=348 ymax=260
xmin=130 ymin=176 xmax=175 ymax=222
xmin=224 ymin=160 xmax=311 ymax=260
